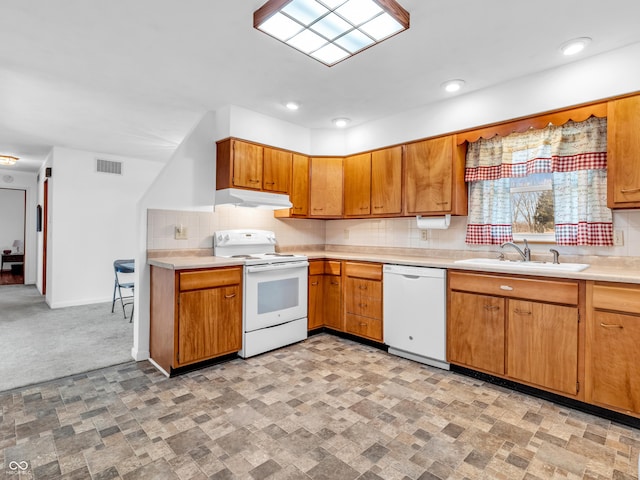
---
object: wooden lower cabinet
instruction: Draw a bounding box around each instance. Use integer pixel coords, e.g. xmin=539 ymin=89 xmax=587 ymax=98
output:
xmin=307 ymin=259 xmax=383 ymax=342
xmin=586 ymin=282 xmax=640 ymax=416
xmin=448 ymin=270 xmax=582 ymax=400
xmin=507 ymin=300 xmax=579 ymax=396
xmin=324 ymin=274 xmax=343 ymax=330
xmin=448 ymin=291 xmax=505 ymax=375
xmin=343 ymin=262 xmax=383 ymax=341
xmin=150 ymin=265 xmax=242 ymax=374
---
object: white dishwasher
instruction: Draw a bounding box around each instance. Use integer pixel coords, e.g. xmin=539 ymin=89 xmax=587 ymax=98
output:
xmin=383 ymin=264 xmax=449 ymax=370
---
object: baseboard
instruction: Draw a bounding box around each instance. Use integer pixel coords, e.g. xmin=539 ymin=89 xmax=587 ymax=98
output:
xmin=131 ymin=347 xmax=149 ymax=362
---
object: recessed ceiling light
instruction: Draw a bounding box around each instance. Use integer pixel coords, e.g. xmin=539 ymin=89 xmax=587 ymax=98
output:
xmin=254 ymin=0 xmax=410 ymax=67
xmin=285 ymin=101 xmax=300 ymax=110
xmin=442 ymin=79 xmax=465 ymax=93
xmin=560 ymin=37 xmax=591 ymax=56
xmin=333 ymin=117 xmax=350 ymax=128
xmin=0 ymin=155 xmax=19 ymax=166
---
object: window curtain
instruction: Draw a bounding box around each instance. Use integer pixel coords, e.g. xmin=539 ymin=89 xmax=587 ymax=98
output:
xmin=464 ymin=116 xmax=612 ymax=246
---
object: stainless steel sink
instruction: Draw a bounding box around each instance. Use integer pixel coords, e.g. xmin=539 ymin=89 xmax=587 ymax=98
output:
xmin=453 ymin=258 xmax=590 ymax=272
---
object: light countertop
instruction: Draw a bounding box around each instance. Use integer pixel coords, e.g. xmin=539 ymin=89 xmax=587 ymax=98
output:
xmin=148 ymin=250 xmax=640 ymax=284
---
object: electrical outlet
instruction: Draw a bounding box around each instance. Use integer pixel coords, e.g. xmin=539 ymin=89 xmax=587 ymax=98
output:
xmin=420 ymin=230 xmax=428 ymax=241
xmin=175 ymin=225 xmax=188 ymax=240
xmin=613 ymin=229 xmax=624 ymax=246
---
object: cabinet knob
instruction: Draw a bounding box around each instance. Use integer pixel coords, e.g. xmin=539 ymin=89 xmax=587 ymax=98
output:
xmin=359 ymin=303 xmax=368 ymax=308
xmin=620 ymin=187 xmax=640 ymax=194
xmin=484 ymin=305 xmax=499 ymax=311
xmin=224 ymin=293 xmax=237 ymax=299
xmin=311 ymin=282 xmax=319 ymax=286
xmin=265 ymin=182 xmax=275 ymax=185
xmin=499 ymin=285 xmax=513 ymax=291
xmin=373 ymin=205 xmax=384 ymax=209
xmin=358 ymin=285 xmax=367 ymax=290
xmin=249 ymin=179 xmax=260 ymax=183
xmin=435 ymin=201 xmax=449 ymax=205
xmin=513 ymin=309 xmax=532 ymax=315
xmin=359 ymin=322 xmax=368 ymax=327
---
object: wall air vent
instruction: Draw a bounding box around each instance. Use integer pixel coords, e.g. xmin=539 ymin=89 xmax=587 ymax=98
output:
xmin=96 ymin=159 xmax=123 ymax=175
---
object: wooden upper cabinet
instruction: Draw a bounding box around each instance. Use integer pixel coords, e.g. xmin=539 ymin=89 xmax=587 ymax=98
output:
xmin=344 ymin=153 xmax=371 ymax=217
xmin=404 ymin=135 xmax=467 ymax=216
xmin=231 ymin=140 xmax=263 ymax=190
xmin=216 ymin=138 xmax=263 ymax=190
xmin=310 ymin=157 xmax=343 ymax=217
xmin=290 ymin=154 xmax=309 ymax=216
xmin=371 ymin=146 xmax=402 ymax=216
xmin=263 ymin=147 xmax=292 ymax=194
xmin=608 ymin=95 xmax=640 ymax=208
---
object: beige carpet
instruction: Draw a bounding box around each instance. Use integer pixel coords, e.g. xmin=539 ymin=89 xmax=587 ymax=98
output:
xmin=0 ymin=285 xmax=134 ymax=392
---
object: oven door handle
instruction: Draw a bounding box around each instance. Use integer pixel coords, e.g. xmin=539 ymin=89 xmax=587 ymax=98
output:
xmin=245 ymin=261 xmax=309 ymax=273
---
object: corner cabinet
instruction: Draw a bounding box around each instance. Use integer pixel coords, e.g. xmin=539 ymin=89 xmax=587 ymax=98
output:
xmin=448 ymin=271 xmax=583 ymax=399
xmin=404 ymin=135 xmax=467 ymax=216
xmin=309 ymin=157 xmax=343 ymax=217
xmin=607 ymin=95 xmax=640 ymax=208
xmin=150 ymin=265 xmax=243 ymax=375
xmin=586 ymin=282 xmax=640 ymax=416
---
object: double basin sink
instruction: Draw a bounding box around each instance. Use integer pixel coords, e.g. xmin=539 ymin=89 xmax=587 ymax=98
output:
xmin=454 ymin=257 xmax=590 ymax=273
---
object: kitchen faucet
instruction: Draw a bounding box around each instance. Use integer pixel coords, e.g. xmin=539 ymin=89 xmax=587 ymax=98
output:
xmin=500 ymin=239 xmax=531 ymax=261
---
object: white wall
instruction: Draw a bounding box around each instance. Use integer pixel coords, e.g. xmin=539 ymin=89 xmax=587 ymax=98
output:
xmin=0 ymin=167 xmax=39 ymax=284
xmin=345 ymin=42 xmax=640 ymax=153
xmin=46 ymin=146 xmax=163 ymax=308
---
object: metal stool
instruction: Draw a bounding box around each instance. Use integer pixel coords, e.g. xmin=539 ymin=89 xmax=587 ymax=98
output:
xmin=112 ymin=259 xmax=135 ymax=321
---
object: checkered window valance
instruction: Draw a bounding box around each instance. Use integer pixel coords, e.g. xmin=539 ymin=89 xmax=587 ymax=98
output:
xmin=464 ymin=116 xmax=613 ymax=246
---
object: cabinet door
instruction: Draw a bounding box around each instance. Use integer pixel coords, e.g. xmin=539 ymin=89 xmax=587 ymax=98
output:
xmin=290 ymin=154 xmax=309 ymax=216
xmin=324 ymin=275 xmax=343 ymax=330
xmin=608 ymin=95 xmax=640 ymax=207
xmin=310 ymin=157 xmax=343 ymax=217
xmin=448 ymin=291 xmax=505 ymax=375
xmin=404 ymin=137 xmax=453 ymax=214
xmin=308 ymin=274 xmax=324 ymax=330
xmin=344 ymin=153 xmax=371 ymax=216
xmin=588 ymin=310 xmax=640 ymax=412
xmin=507 ymin=300 xmax=579 ymax=396
xmin=263 ymin=147 xmax=292 ymax=194
xmin=178 ymin=285 xmax=241 ymax=366
xmin=371 ymin=146 xmax=402 ymax=215
xmin=232 ymin=140 xmax=263 ymax=189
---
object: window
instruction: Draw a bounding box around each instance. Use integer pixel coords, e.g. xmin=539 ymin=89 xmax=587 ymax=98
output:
xmin=510 ymin=173 xmax=555 ymax=242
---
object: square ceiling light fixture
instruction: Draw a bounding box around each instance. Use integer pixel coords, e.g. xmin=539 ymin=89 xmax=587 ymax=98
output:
xmin=254 ymin=0 xmax=410 ymax=67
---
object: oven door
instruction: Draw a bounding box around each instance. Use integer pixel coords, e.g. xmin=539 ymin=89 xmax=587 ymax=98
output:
xmin=244 ymin=260 xmax=308 ymax=331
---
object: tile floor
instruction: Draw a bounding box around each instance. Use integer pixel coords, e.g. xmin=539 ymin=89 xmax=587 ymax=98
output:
xmin=1 ymin=334 xmax=639 ymax=480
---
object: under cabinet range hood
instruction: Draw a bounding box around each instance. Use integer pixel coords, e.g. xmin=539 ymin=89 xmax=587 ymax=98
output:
xmin=214 ymin=188 xmax=293 ymax=209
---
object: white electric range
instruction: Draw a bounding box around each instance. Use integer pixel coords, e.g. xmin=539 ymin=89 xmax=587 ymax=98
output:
xmin=214 ymin=229 xmax=308 ymax=358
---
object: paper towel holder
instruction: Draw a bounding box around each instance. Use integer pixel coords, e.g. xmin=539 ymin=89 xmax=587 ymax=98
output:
xmin=416 ymin=214 xmax=451 ymax=230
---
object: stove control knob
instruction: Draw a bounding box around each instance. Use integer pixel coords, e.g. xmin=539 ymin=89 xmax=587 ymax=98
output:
xmin=268 ymin=235 xmax=276 ymax=243
xmin=224 ymin=234 xmax=230 ymax=242
xmin=217 ymin=234 xmax=223 ymax=243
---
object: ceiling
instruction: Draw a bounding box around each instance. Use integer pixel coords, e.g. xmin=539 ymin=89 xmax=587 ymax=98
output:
xmin=1 ymin=1 xmax=640 ymax=173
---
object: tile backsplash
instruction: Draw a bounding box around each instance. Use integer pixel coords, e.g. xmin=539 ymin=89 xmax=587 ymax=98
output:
xmin=148 ymin=207 xmax=640 ymax=259
xmin=147 ymin=205 xmax=325 ymax=252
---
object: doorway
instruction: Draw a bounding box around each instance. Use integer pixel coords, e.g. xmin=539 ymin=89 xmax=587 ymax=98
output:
xmin=0 ymin=188 xmax=26 ymax=285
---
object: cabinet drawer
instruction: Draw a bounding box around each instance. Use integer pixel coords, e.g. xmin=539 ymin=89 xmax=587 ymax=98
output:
xmin=308 ymin=260 xmax=325 ymax=276
xmin=345 ymin=314 xmax=382 ymax=341
xmin=449 ymin=271 xmax=578 ymax=305
xmin=324 ymin=260 xmax=341 ymax=276
xmin=345 ymin=261 xmax=382 ymax=280
xmin=592 ymin=283 xmax=640 ymax=314
xmin=179 ymin=267 xmax=242 ymax=292
xmin=346 ymin=294 xmax=382 ymax=319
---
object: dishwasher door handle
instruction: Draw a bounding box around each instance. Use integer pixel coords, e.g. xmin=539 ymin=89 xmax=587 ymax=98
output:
xmin=402 ymin=274 xmax=421 ymax=279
